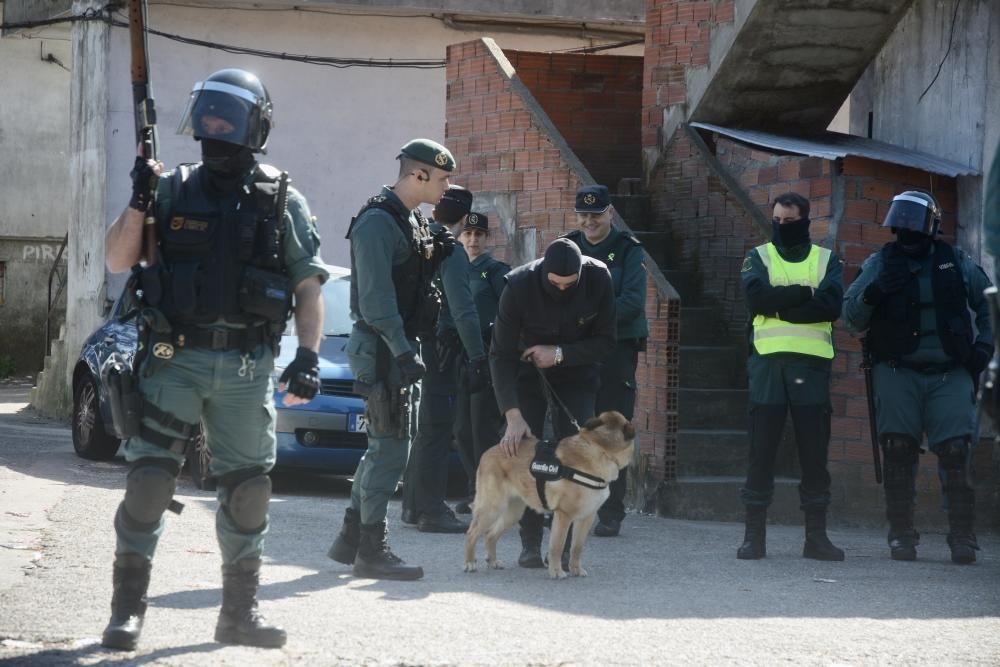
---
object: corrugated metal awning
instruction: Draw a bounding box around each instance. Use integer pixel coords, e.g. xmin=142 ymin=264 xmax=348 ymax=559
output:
xmin=690 ymin=123 xmax=980 ymax=178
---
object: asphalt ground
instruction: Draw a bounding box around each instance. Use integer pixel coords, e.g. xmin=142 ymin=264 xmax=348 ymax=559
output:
xmin=1 ymin=380 xmax=998 ymax=666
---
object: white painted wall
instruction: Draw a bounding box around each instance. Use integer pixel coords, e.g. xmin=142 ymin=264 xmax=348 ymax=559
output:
xmin=0 ymin=25 xmax=72 ymax=238
xmin=104 ymin=5 xmax=643 ymax=272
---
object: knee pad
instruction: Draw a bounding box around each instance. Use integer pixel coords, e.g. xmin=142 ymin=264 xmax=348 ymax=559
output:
xmin=931 ymin=437 xmax=970 ymax=471
xmin=221 ymin=471 xmax=271 ymax=533
xmin=880 ymin=434 xmax=919 ymax=465
xmin=122 ymin=458 xmax=179 ymax=530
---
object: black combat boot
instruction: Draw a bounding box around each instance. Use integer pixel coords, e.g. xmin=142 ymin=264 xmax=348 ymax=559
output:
xmin=802 ymin=508 xmax=845 ymax=561
xmin=737 ymin=505 xmax=766 ymax=560
xmin=353 ymin=521 xmax=424 ymax=580
xmin=327 ymin=507 xmax=361 ymax=565
xmin=517 ymin=534 xmax=545 ymax=568
xmin=101 ymin=553 xmax=152 ymax=650
xmin=215 ymin=558 xmax=287 ymax=648
xmin=944 ymin=471 xmax=979 ymax=565
xmin=884 ymin=459 xmax=919 ymax=561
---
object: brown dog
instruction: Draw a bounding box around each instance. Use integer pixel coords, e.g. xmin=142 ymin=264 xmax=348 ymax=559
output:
xmin=463 ymin=410 xmax=635 ymax=579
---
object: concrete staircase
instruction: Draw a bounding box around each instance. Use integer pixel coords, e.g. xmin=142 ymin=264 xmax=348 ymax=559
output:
xmin=31 ymin=323 xmax=72 ymax=419
xmin=688 ymin=0 xmax=918 ymax=133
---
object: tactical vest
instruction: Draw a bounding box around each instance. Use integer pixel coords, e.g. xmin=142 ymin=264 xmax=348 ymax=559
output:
xmin=471 ymin=254 xmax=510 ymax=334
xmin=867 ymin=241 xmax=973 ymax=363
xmin=151 ymin=164 xmax=291 ymax=329
xmin=346 ymin=195 xmax=439 ymax=339
xmin=752 ymin=243 xmax=834 ymax=359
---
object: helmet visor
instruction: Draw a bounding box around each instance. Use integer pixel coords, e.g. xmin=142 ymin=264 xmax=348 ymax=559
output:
xmin=881 ymin=194 xmax=936 ymax=234
xmin=176 ymin=81 xmax=267 ymax=150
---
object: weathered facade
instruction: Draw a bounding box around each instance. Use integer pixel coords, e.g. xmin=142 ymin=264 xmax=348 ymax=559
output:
xmin=0 ymin=14 xmax=71 ymax=375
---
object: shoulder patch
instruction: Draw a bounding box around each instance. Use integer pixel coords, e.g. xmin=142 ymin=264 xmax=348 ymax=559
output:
xmin=741 ymin=256 xmax=753 ymax=272
xmin=367 ymin=194 xmax=388 ymax=205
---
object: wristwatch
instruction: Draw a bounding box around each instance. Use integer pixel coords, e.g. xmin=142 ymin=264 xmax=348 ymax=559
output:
xmin=554 ymin=346 xmax=563 ymax=366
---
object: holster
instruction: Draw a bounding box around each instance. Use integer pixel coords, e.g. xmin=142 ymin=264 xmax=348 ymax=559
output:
xmin=362 ymin=335 xmax=408 ymax=438
xmin=104 ymin=355 xmax=142 ymax=439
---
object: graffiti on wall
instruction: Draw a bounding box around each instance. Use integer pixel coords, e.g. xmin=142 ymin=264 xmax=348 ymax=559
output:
xmin=20 ymin=244 xmax=65 ymax=264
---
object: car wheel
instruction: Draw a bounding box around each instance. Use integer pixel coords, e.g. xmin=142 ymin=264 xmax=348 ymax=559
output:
xmin=72 ymin=373 xmax=121 ymax=460
xmin=186 ymin=427 xmax=217 ymax=491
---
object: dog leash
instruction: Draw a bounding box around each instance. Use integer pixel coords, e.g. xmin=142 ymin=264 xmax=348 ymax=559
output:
xmin=535 ymin=365 xmax=580 ymax=433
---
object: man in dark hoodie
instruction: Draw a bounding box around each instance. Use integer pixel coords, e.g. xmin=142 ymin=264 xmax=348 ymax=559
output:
xmin=490 ymin=238 xmax=616 ymax=568
xmin=737 ymin=192 xmax=845 ymax=563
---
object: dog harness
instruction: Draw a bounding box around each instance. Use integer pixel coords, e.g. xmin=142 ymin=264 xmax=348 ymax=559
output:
xmin=529 ymin=440 xmax=608 ymax=511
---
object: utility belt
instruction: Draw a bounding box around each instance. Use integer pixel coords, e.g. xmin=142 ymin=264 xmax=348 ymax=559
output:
xmin=529 ymin=439 xmax=607 ymax=511
xmin=884 ymin=358 xmax=960 ymax=375
xmin=172 ymin=323 xmax=271 ymax=353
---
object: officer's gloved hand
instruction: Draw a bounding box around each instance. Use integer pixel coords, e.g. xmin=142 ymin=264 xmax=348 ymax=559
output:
xmin=396 ymin=350 xmax=426 ymax=386
xmin=465 ymin=356 xmax=490 ymax=394
xmin=279 ymin=347 xmax=321 ymax=400
xmin=432 ymin=227 xmax=457 ymax=260
xmin=863 ymin=265 xmax=909 ymax=305
xmin=129 ymin=156 xmax=157 ymax=211
xmin=969 ymin=342 xmax=993 ymax=380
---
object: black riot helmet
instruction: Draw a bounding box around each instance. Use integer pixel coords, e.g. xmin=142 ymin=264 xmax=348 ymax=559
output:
xmin=176 ymin=69 xmax=273 ymax=153
xmin=881 ymin=190 xmax=942 ymax=237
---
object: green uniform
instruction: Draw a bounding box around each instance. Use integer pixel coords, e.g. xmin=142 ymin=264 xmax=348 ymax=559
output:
xmin=843 ymin=244 xmax=992 ymax=444
xmin=563 ymin=228 xmax=647 ymax=525
xmin=116 ymin=171 xmax=328 ymax=564
xmin=740 ymin=241 xmax=843 ymax=509
xmin=454 ymin=252 xmax=510 ymax=494
xmin=403 ymin=235 xmax=485 ymax=521
xmin=346 ymin=187 xmax=427 ymax=526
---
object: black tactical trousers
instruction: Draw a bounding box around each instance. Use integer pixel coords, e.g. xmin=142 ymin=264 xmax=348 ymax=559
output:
xmin=453 ymin=363 xmax=503 ymax=495
xmin=517 ymin=364 xmax=598 ymax=545
xmin=741 ymin=353 xmax=833 ymax=510
xmin=595 ymin=340 xmax=639 ymax=523
xmin=403 ymin=337 xmax=458 ymax=519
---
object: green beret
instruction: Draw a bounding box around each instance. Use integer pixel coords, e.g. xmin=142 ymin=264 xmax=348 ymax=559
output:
xmin=398 ymin=138 xmax=455 ymax=172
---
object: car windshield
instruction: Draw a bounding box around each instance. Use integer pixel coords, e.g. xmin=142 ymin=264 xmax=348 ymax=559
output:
xmin=286 ymin=271 xmax=353 ymax=337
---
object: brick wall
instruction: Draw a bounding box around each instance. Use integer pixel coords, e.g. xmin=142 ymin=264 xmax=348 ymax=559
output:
xmin=504 ymin=51 xmax=643 ymax=190
xmin=643 ymin=0 xmax=734 ymax=148
xmin=446 ymin=38 xmax=680 ymax=495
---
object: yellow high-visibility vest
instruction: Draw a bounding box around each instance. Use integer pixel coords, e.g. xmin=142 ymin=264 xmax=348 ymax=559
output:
xmin=751 ymin=243 xmax=834 ymax=359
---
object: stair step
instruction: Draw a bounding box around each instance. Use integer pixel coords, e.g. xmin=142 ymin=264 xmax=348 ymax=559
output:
xmin=630 ymin=231 xmax=671 ymax=268
xmin=676 ymin=428 xmax=747 ymax=476
xmin=663 ymin=270 xmax=701 ymax=305
xmin=679 ymin=345 xmax=746 ymax=389
xmin=658 ymin=476 xmax=803 ymax=523
xmin=678 ymin=388 xmax=747 ymax=430
xmin=610 ymin=194 xmax=651 ymax=231
xmin=679 ymin=306 xmax=741 ymax=345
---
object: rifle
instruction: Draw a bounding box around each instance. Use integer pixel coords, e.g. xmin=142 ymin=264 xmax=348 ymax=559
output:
xmin=860 ymin=337 xmax=883 ymax=484
xmin=128 ymin=0 xmax=159 ymax=266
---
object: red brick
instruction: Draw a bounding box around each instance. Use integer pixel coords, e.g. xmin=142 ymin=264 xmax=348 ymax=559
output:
xmin=844 ymin=198 xmax=878 ymax=223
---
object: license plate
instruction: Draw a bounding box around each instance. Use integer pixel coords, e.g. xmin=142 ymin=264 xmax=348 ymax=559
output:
xmin=348 ymin=413 xmax=368 ymax=433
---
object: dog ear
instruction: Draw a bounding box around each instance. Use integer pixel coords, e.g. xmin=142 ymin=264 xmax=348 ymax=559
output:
xmin=582 ymin=416 xmax=603 ymax=431
xmin=623 ymin=422 xmax=636 ymax=440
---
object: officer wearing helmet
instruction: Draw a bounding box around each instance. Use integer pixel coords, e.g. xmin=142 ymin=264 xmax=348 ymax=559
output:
xmin=326 ymin=138 xmax=457 ymax=580
xmin=101 ymin=69 xmax=328 ymax=650
xmin=844 ymin=190 xmax=993 ymax=564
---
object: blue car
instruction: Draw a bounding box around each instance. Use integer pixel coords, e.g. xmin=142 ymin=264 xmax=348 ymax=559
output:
xmin=71 ymin=266 xmax=467 ymax=492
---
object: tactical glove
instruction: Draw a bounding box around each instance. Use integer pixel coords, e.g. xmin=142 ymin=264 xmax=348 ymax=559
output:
xmin=279 ymin=347 xmax=321 ymax=400
xmin=969 ymin=342 xmax=993 ymax=381
xmin=129 ymin=156 xmax=157 ymax=212
xmin=396 ymin=350 xmax=426 ymax=386
xmin=432 ymin=227 xmax=457 ymax=260
xmin=863 ymin=267 xmax=909 ymax=305
xmin=465 ymin=356 xmax=490 ymax=394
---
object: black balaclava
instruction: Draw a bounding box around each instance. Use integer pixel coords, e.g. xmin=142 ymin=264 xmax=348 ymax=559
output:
xmin=896 ymin=228 xmax=934 ymax=257
xmin=771 ymin=217 xmax=811 ymax=248
xmin=201 ymin=138 xmax=256 ymax=193
xmin=540 ymin=238 xmax=582 ymax=302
